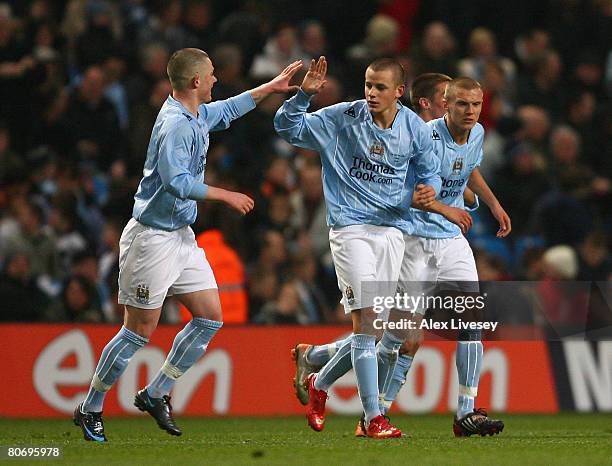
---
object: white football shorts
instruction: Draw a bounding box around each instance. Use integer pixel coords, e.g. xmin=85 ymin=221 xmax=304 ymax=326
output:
xmin=398 ymin=234 xmax=479 ymax=314
xmin=118 ymin=218 xmax=217 ymax=310
xmin=329 ymin=224 xmax=404 ymax=313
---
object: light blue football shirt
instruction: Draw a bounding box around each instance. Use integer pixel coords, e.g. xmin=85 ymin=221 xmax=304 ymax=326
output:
xmin=274 ymin=89 xmax=441 ymax=230
xmin=405 ymin=116 xmax=484 ymax=238
xmin=132 ymin=92 xmax=256 ymax=231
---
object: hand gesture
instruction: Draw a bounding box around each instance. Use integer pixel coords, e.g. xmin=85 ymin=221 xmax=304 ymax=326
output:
xmin=443 ymin=206 xmax=473 ymax=234
xmin=266 ymin=60 xmax=303 ymax=94
xmin=224 ymin=191 xmax=255 ymax=216
xmin=491 ymin=204 xmax=511 ymax=238
xmin=301 ymin=56 xmax=327 ymax=95
xmin=412 ymin=184 xmax=436 ymax=209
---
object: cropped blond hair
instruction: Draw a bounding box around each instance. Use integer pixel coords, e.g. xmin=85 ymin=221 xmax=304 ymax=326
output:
xmin=167 ymin=48 xmax=209 ymax=91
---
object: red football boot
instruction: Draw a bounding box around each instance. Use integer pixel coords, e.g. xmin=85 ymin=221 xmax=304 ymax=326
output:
xmin=355 ymin=415 xmax=366 ymax=437
xmin=305 ymin=373 xmax=327 ymax=432
xmin=366 ymin=415 xmax=402 ymax=439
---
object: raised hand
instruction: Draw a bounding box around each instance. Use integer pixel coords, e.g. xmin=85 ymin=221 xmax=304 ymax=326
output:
xmin=301 ymin=56 xmax=327 ymax=95
xmin=266 ymin=60 xmax=303 ymax=94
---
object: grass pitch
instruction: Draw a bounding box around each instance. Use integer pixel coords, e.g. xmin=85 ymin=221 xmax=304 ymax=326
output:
xmin=1 ymin=414 xmax=612 ymax=465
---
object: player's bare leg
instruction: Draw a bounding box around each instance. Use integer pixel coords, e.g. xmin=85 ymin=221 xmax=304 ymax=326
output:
xmin=75 ymin=305 xmax=160 ymax=442
xmin=136 ymin=289 xmax=223 ymax=436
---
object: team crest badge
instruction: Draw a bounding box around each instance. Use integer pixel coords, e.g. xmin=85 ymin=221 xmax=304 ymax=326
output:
xmin=369 ymin=142 xmax=385 ymax=160
xmin=432 ymin=129 xmax=440 ymax=140
xmin=345 ymin=285 xmax=355 ymax=305
xmin=452 ymin=157 xmax=464 ymax=175
xmin=136 ymin=284 xmax=150 ymax=305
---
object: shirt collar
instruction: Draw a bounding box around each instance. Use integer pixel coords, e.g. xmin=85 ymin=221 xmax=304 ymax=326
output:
xmin=166 ymin=95 xmax=201 ymax=123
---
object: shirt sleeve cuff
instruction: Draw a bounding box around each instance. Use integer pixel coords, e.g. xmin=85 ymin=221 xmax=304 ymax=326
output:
xmin=289 ymin=88 xmax=313 ymax=110
xmin=188 ymin=182 xmax=209 ymax=200
xmin=465 ymin=194 xmax=480 ymax=211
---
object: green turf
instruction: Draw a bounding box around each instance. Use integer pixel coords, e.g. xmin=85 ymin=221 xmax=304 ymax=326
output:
xmin=1 ymin=414 xmax=612 ymax=466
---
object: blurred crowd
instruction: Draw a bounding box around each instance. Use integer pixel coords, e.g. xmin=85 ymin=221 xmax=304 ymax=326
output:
xmin=0 ymin=0 xmax=610 ymax=325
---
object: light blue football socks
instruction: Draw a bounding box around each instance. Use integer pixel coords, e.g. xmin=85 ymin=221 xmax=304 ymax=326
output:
xmin=313 ymin=336 xmax=353 ymax=391
xmin=352 ymin=334 xmax=380 ymax=423
xmin=456 ymin=341 xmax=483 ymax=418
xmin=146 ymin=318 xmax=223 ymax=399
xmin=83 ymin=326 xmax=148 ymax=412
xmin=307 ymin=335 xmax=352 ymax=366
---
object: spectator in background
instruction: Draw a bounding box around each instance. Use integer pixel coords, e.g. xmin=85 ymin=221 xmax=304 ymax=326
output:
xmin=255 ymin=280 xmax=303 ymax=324
xmin=128 ymin=78 xmax=172 ymax=174
xmin=210 ymin=44 xmax=247 ymax=100
xmin=45 ymin=274 xmax=104 ymax=322
xmin=250 ymin=23 xmax=308 ymax=80
xmin=0 ymin=252 xmax=48 ymax=321
xmin=493 ymin=143 xmax=550 ymax=237
xmin=0 ymin=198 xmax=58 ymax=291
xmin=248 ymin=267 xmax=279 ymax=320
xmin=345 ymin=14 xmax=400 ymax=97
xmin=458 ymin=27 xmax=516 ymax=85
xmin=514 ymin=29 xmax=551 ymax=72
xmin=183 ymin=0 xmax=214 ymax=48
xmin=291 ymin=251 xmax=330 ymax=323
xmin=138 ymin=0 xmax=189 ymax=52
xmin=125 ymin=42 xmax=169 ymax=107
xmin=74 ymin=0 xmax=121 ymax=71
xmin=516 ymin=105 xmax=551 ymax=154
xmin=62 ymin=65 xmax=122 ymax=170
xmin=300 ymin=20 xmax=328 ymax=61
xmin=102 ymin=55 xmax=129 ymax=130
xmin=517 ymin=49 xmax=567 ymax=120
xmin=411 ymin=21 xmax=457 ymax=77
xmin=577 ymin=231 xmax=611 ymax=281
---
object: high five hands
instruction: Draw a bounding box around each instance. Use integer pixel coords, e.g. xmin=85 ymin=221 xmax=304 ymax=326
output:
xmin=301 ymin=56 xmax=328 ymax=95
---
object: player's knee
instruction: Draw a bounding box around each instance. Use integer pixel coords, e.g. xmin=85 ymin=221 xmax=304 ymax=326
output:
xmin=206 ymin=307 xmax=223 ymax=322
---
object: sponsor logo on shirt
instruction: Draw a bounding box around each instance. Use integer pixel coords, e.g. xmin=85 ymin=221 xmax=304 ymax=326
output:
xmin=440 ymin=176 xmax=466 ymax=199
xmin=432 ymin=129 xmax=441 ymax=140
xmin=349 ymin=157 xmax=395 ymax=184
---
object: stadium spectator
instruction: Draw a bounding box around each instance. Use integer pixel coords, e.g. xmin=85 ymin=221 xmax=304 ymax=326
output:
xmin=62 ymin=65 xmax=122 ymax=170
xmin=45 ymin=274 xmax=104 ymax=323
xmin=0 ymin=251 xmax=48 ymax=321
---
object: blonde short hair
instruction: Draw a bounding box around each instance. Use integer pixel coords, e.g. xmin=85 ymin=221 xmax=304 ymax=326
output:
xmin=166 ymin=48 xmax=209 ymax=91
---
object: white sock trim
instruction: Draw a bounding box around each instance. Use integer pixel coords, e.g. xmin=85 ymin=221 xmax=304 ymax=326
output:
xmin=91 ymin=374 xmax=111 ymax=392
xmin=459 ymin=384 xmax=478 ymax=397
xmin=160 ymin=361 xmax=183 ymax=380
xmin=160 ymin=360 xmax=184 ymax=380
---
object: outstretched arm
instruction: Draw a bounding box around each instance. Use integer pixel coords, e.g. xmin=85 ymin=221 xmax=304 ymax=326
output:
xmin=467 ymin=168 xmax=511 ymax=237
xmin=203 ymin=61 xmax=303 ymax=131
xmin=249 ymin=60 xmax=303 ymax=103
xmin=274 ymin=56 xmax=339 ymax=151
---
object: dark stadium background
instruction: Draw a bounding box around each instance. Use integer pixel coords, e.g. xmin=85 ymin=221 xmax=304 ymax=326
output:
xmin=1 ymin=0 xmax=609 ymax=326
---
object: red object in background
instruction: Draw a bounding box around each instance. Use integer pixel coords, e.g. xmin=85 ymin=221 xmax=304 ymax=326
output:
xmin=179 ymin=229 xmax=248 ymax=324
xmin=1 ymin=324 xmax=559 ymax=418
